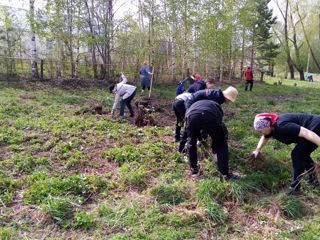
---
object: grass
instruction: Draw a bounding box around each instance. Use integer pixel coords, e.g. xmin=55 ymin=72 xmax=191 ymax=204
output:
xmin=0 ymin=78 xmax=319 ymax=239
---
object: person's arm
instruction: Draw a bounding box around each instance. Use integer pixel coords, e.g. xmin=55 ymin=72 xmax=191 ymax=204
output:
xmin=298 ymin=127 xmax=320 ymax=146
xmin=252 ymin=135 xmax=270 ymax=157
xmin=111 ymin=92 xmax=121 ymax=117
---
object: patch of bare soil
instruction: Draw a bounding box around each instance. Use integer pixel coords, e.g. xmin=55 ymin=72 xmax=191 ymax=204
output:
xmin=134 ymin=96 xmax=175 ymax=127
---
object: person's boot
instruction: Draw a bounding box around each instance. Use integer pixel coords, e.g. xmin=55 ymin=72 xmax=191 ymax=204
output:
xmin=286 ymin=186 xmax=301 ymax=196
xmin=287 ymin=179 xmax=302 ymax=196
xmin=190 ymin=165 xmax=201 ymax=177
xmin=220 ymin=173 xmax=240 ymax=182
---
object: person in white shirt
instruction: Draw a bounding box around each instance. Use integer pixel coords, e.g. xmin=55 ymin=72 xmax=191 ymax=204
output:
xmin=109 ymin=81 xmax=137 ymax=118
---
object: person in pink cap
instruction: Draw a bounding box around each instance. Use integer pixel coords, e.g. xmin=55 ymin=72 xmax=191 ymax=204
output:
xmin=252 ymin=113 xmax=320 ymax=195
xmin=194 ymin=73 xmax=202 ymax=81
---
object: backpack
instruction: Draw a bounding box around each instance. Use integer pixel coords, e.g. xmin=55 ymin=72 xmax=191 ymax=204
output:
xmin=176 ymin=79 xmax=188 ymax=96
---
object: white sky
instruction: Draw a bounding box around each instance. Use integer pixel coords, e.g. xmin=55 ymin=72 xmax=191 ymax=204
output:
xmin=0 ymin=0 xmax=135 ymax=17
xmin=1 ymin=0 xmax=279 ymax=17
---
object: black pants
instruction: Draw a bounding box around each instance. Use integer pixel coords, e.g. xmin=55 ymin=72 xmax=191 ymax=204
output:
xmin=185 ymin=112 xmax=229 ymax=175
xmin=120 ymin=90 xmax=136 ymax=117
xmin=172 ymin=100 xmax=186 ymax=141
xmin=245 ymin=80 xmax=253 ymax=91
xmin=142 ymin=86 xmax=150 ymax=91
xmin=290 ymin=140 xmax=318 ymax=189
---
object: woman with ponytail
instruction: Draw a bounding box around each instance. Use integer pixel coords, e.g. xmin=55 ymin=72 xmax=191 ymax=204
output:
xmin=252 ymin=113 xmax=320 ymax=195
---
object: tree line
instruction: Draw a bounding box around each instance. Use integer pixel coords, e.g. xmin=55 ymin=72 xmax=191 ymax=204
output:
xmin=0 ymin=0 xmax=319 ymax=82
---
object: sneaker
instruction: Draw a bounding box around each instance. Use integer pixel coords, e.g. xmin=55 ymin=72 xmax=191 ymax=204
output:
xmin=140 ymin=90 xmax=145 ymax=96
xmin=220 ymin=174 xmax=240 ymax=182
xmin=190 ymin=166 xmax=200 ymax=177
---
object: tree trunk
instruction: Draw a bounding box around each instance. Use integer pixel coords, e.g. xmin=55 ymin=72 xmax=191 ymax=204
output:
xmin=240 ymin=27 xmax=245 ymax=81
xmin=296 ymin=4 xmax=320 ymax=72
xmin=30 ymin=0 xmax=39 ymax=79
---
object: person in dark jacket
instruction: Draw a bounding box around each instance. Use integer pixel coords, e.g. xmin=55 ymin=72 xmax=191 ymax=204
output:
xmin=183 ymin=100 xmax=238 ymax=179
xmin=252 ymin=113 xmax=320 ymax=195
xmin=185 ymin=86 xmax=238 ymax=110
xmin=244 ymin=66 xmax=254 ymax=91
xmin=186 ymin=77 xmax=214 ymax=93
xmin=179 ymin=86 xmax=238 ymax=152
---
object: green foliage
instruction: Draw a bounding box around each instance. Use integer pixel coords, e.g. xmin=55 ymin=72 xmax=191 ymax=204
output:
xmin=0 ymin=227 xmax=17 ymax=240
xmin=119 ymin=163 xmax=148 ymax=189
xmin=149 ymin=182 xmax=187 ymax=205
xmin=41 ymin=196 xmax=73 ymax=225
xmin=23 ymin=174 xmax=105 ymax=204
xmin=102 ymin=142 xmax=166 ymax=165
xmin=281 ymin=196 xmax=306 ymax=219
xmin=203 ymin=201 xmax=227 ymax=223
xmin=73 ymin=211 xmax=95 ymax=230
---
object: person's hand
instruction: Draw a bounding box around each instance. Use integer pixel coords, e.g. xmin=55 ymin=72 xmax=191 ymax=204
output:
xmin=251 ymin=150 xmax=260 ymax=158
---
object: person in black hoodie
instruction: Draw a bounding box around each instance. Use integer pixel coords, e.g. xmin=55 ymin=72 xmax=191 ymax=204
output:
xmin=184 ymin=99 xmax=239 ymax=180
xmin=186 ymin=77 xmax=214 ymax=93
xmin=252 ymin=113 xmax=320 ymax=195
xmin=179 ymin=86 xmax=238 ymax=153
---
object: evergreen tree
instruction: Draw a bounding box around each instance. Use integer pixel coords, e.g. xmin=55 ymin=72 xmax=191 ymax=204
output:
xmin=255 ymin=0 xmax=279 ymax=79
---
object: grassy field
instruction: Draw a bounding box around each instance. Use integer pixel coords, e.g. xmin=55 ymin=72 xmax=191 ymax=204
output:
xmin=0 ymin=77 xmax=319 ymax=239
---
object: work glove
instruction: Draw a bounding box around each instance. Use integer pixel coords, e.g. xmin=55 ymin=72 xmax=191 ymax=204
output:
xmin=251 ymin=150 xmax=260 ymax=158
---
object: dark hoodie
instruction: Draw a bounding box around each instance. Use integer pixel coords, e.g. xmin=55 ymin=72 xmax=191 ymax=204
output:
xmin=186 ymin=80 xmax=206 ymax=94
xmin=185 ymin=89 xmax=225 ymax=110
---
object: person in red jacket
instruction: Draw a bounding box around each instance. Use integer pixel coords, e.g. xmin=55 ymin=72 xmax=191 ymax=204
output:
xmin=244 ymin=66 xmax=254 ymax=91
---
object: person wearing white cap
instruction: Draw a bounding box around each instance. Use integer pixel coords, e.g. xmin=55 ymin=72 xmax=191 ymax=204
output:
xmin=252 ymin=113 xmax=320 ymax=195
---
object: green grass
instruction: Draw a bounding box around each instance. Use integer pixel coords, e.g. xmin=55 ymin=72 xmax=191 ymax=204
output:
xmin=0 ymin=77 xmax=319 ymax=238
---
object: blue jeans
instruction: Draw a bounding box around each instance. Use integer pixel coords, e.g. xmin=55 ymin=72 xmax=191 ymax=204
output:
xmin=120 ymin=90 xmax=136 ymax=117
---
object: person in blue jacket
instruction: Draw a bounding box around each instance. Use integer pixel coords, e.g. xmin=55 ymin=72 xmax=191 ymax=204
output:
xmin=139 ymin=61 xmax=153 ymax=95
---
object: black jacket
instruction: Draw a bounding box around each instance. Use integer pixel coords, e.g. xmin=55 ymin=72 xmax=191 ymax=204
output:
xmin=185 ymin=89 xmax=225 ymax=110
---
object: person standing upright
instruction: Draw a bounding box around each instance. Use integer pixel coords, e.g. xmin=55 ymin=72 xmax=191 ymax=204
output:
xmin=139 ymin=61 xmax=153 ymax=95
xmin=244 ymin=66 xmax=254 ymax=91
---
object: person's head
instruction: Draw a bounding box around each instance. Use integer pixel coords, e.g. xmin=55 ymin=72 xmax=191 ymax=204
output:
xmin=143 ymin=61 xmax=148 ymax=66
xmin=205 ymin=77 xmax=215 ymax=89
xmin=222 ymin=86 xmax=238 ymax=102
xmin=109 ymin=83 xmax=116 ymax=93
xmin=194 ymin=73 xmax=201 ymax=81
xmin=247 ymin=66 xmax=251 ymax=70
xmin=253 ymin=116 xmax=272 ymax=135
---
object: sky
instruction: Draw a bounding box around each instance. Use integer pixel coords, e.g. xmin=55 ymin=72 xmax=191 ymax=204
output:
xmin=1 ymin=0 xmax=279 ymax=17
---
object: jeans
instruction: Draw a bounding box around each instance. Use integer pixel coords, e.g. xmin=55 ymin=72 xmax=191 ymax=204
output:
xmin=120 ymin=90 xmax=136 ymax=117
